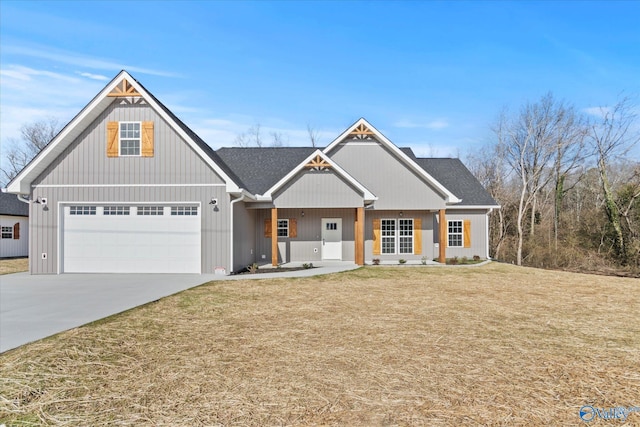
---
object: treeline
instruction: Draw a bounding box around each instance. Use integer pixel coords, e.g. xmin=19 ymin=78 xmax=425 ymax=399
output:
xmin=468 ymin=93 xmax=640 ymax=275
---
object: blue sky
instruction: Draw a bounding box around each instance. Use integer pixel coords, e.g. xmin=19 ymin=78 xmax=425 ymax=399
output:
xmin=1 ymin=0 xmax=639 ymax=161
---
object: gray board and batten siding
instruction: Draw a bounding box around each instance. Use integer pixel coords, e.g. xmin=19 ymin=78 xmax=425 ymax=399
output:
xmin=272 ymin=169 xmax=366 ymax=208
xmin=29 ymin=100 xmax=229 ymax=274
xmin=328 ymin=140 xmax=448 ymax=210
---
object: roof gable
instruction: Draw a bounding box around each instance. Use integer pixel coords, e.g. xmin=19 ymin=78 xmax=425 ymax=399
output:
xmin=323 ymin=118 xmax=461 ymax=204
xmin=6 ymin=71 xmax=241 ymax=194
xmin=261 ymin=150 xmax=377 ymax=202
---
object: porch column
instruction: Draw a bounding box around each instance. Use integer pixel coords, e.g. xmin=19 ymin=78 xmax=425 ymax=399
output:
xmin=355 ymin=207 xmax=365 ymax=266
xmin=271 ymin=207 xmax=278 ymax=266
xmin=438 ymin=209 xmax=447 ymax=263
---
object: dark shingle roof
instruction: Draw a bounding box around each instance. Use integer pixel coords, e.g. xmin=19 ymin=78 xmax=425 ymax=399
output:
xmin=216 ymin=147 xmax=317 ymax=194
xmin=0 ymin=192 xmax=29 ymax=216
xmin=416 ymin=158 xmax=499 ymax=206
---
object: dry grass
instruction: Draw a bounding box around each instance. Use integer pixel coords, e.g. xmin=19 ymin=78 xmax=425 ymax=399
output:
xmin=1 ymin=263 xmax=639 ymax=426
xmin=0 ymin=257 xmax=28 ymax=275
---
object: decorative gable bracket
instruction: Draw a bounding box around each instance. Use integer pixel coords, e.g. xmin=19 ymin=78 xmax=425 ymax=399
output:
xmin=304 ymin=154 xmax=332 ymax=171
xmin=107 ymin=79 xmax=142 ymax=97
xmin=349 ymin=123 xmax=375 ymax=140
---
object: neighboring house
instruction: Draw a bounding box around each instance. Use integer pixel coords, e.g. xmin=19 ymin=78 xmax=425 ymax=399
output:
xmin=5 ymin=71 xmax=499 ymax=274
xmin=0 ymin=192 xmax=29 ymax=258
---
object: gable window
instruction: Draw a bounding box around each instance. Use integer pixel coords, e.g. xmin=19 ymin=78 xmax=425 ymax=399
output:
xmin=381 ymin=218 xmax=414 ymax=254
xmin=1 ymin=226 xmax=12 ymax=239
xmin=119 ymin=122 xmax=141 ymax=156
xmin=448 ymin=220 xmax=463 ymax=247
xmin=277 ymin=219 xmax=289 ymax=237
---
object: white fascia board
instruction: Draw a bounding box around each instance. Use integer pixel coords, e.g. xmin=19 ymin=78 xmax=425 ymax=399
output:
xmin=323 ymin=118 xmax=461 ymax=204
xmin=6 ymin=70 xmax=241 ymax=195
xmin=261 ymin=149 xmax=377 ymax=202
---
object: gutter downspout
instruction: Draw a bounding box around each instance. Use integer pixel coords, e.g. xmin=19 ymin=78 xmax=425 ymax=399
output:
xmin=229 ymin=192 xmax=246 ymax=274
xmin=17 ymin=194 xmax=31 ymax=204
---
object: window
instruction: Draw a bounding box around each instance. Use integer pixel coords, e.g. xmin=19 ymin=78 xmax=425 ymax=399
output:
xmin=119 ymin=122 xmax=141 ymax=156
xmin=103 ymin=206 xmax=130 ymax=215
xmin=398 ymin=219 xmax=414 ymax=254
xmin=277 ymin=219 xmax=289 ymax=237
xmin=381 ymin=219 xmax=414 ymax=254
xmin=171 ymin=206 xmax=198 ymax=216
xmin=70 ymin=206 xmax=96 ymax=215
xmin=138 ymin=206 xmax=164 ymax=216
xmin=381 ymin=219 xmax=396 ymax=254
xmin=326 ymin=222 xmax=338 ymax=231
xmin=1 ymin=226 xmax=12 ymax=239
xmin=448 ymin=220 xmax=463 ymax=247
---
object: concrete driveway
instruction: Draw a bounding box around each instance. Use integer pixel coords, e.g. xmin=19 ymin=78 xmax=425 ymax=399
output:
xmin=0 ymin=262 xmax=360 ymax=353
xmin=0 ymin=273 xmax=217 ymax=353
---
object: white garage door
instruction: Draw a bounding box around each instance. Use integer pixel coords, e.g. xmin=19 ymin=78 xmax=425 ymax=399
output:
xmin=62 ymin=204 xmax=201 ymax=273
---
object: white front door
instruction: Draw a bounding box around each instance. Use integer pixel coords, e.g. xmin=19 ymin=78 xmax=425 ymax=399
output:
xmin=321 ymin=218 xmax=342 ymax=260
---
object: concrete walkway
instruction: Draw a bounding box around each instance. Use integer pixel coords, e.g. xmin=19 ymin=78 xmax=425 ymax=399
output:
xmin=0 ymin=262 xmax=360 ymax=353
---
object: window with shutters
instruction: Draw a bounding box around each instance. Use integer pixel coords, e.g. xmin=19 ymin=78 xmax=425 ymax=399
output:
xmin=277 ymin=219 xmax=289 ymax=237
xmin=448 ymin=220 xmax=463 ymax=247
xmin=1 ymin=226 xmax=12 ymax=239
xmin=119 ymin=122 xmax=141 ymax=156
xmin=381 ymin=219 xmax=414 ymax=254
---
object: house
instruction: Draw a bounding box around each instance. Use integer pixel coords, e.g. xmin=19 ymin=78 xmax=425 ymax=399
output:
xmin=0 ymin=192 xmax=29 ymax=258
xmin=4 ymin=71 xmax=499 ymax=274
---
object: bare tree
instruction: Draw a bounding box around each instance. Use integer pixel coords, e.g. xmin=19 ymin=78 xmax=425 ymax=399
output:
xmin=587 ymin=97 xmax=640 ymax=263
xmin=495 ymin=93 xmax=581 ymax=266
xmin=270 ymin=131 xmax=287 ymax=147
xmin=2 ymin=118 xmax=62 ymax=184
xmin=234 ymin=124 xmax=263 ymax=147
xmin=307 ymin=123 xmax=319 ymax=148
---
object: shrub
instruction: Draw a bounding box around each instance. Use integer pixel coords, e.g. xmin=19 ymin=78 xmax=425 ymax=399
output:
xmin=247 ymin=263 xmax=259 ymax=274
xmin=399 ymin=259 xmax=407 ymax=264
xmin=302 ymin=263 xmax=314 ymax=269
xmin=421 ymin=256 xmax=427 ymax=265
xmin=461 ymin=256 xmax=469 ymax=264
xmin=448 ymin=257 xmax=459 ymax=265
xmin=473 ymin=255 xmax=481 ymax=261
xmin=372 ymin=258 xmax=380 ymax=265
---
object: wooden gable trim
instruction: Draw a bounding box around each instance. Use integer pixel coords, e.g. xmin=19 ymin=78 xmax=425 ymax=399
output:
xmin=349 ymin=123 xmax=375 ymax=137
xmin=107 ymin=79 xmax=142 ymax=97
xmin=304 ymin=154 xmax=331 ymax=170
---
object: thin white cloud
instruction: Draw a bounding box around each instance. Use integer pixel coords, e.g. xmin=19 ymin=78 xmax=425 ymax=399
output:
xmin=3 ymin=44 xmax=179 ymax=78
xmin=394 ymin=119 xmax=450 ymax=130
xmin=77 ymin=72 xmax=110 ymax=81
xmin=583 ymin=106 xmax=611 ymax=118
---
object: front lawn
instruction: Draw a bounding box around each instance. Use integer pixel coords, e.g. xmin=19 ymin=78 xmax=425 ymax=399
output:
xmin=1 ymin=263 xmax=638 ymax=425
xmin=0 ymin=257 xmax=28 ymax=275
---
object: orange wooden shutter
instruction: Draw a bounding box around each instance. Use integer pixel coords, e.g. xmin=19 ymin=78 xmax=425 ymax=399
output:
xmin=373 ymin=218 xmax=381 ymax=255
xmin=142 ymin=121 xmax=154 ymax=157
xmin=289 ymin=218 xmax=297 ymax=238
xmin=464 ymin=219 xmax=472 ymax=248
xmin=107 ymin=122 xmax=119 ymax=157
xmin=414 ymin=218 xmax=422 ymax=255
xmin=13 ymin=222 xmax=20 ymax=240
xmin=264 ymin=219 xmax=272 ymax=238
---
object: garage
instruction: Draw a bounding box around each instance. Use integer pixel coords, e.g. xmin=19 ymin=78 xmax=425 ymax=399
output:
xmin=62 ymin=204 xmax=201 ymax=273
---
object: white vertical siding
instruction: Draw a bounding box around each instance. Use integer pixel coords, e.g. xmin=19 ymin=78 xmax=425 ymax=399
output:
xmin=0 ymin=215 xmax=29 ymax=258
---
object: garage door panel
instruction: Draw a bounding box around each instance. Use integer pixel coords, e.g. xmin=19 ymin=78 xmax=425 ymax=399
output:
xmin=63 ymin=205 xmax=201 ymax=273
